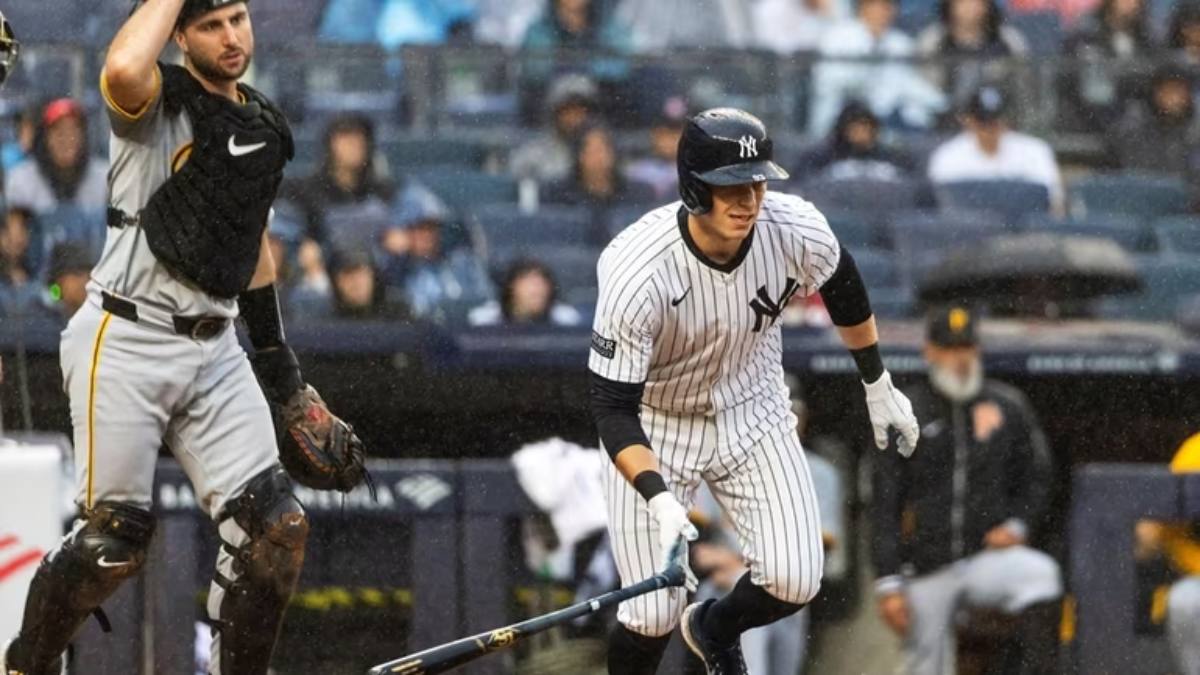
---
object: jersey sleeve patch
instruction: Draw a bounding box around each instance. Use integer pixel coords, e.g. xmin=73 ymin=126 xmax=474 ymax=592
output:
xmin=591 ymin=331 xmax=617 ymax=359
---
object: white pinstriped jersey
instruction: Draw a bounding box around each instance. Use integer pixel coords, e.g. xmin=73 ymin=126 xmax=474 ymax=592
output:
xmin=588 ymin=191 xmax=841 ymax=456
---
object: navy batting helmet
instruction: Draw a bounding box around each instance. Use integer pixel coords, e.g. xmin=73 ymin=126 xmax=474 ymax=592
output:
xmin=676 ymin=108 xmax=789 ymax=215
xmin=0 ymin=11 xmax=19 ymax=89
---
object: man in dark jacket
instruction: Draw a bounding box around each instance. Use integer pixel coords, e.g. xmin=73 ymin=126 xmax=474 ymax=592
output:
xmin=872 ymin=306 xmax=1062 ymax=675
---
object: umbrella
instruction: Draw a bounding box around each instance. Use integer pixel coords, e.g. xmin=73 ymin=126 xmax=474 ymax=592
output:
xmin=918 ymin=233 xmax=1142 ymax=315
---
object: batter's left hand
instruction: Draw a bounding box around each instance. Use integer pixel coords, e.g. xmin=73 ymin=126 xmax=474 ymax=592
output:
xmin=863 ymin=371 xmax=919 ymax=458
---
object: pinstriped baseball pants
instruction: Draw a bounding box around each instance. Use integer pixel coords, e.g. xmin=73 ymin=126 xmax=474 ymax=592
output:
xmin=602 ymin=409 xmax=824 ymax=637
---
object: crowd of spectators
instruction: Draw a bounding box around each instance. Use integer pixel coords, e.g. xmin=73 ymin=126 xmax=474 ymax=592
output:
xmin=7 ymin=0 xmax=1200 ymax=328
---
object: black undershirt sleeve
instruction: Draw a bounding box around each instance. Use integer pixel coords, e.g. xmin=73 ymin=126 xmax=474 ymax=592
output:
xmin=819 ymin=248 xmax=874 ymax=328
xmin=589 ymin=371 xmax=651 ymax=460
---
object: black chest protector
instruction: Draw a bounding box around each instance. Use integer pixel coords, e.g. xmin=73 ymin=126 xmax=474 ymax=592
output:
xmin=139 ymin=63 xmax=294 ymax=299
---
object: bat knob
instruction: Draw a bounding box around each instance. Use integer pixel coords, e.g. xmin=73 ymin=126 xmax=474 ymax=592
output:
xmin=662 ymin=563 xmax=687 ymax=588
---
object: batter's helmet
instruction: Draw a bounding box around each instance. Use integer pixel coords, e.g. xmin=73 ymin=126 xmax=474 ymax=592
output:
xmin=677 ymin=108 xmax=789 ymax=215
xmin=177 ymin=0 xmax=250 ymax=29
xmin=0 ymin=11 xmax=19 ymax=89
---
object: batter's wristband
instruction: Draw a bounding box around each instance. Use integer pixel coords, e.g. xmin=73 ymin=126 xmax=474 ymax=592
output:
xmin=632 ymin=470 xmax=669 ymax=502
xmin=850 ymin=343 xmax=885 ymax=384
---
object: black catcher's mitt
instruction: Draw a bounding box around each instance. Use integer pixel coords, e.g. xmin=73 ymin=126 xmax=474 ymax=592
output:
xmin=276 ymin=385 xmax=366 ymax=492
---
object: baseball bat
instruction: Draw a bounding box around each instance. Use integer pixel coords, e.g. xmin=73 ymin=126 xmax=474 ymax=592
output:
xmin=367 ymin=563 xmax=686 ymax=675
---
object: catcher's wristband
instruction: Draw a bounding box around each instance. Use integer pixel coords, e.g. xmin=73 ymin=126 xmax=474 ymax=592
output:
xmin=252 ymin=345 xmax=304 ymax=404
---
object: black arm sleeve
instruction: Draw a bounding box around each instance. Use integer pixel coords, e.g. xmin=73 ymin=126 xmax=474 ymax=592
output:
xmin=239 ymin=284 xmax=304 ymax=403
xmin=590 ymin=371 xmax=651 ymax=460
xmin=819 ymin=248 xmax=874 ymax=327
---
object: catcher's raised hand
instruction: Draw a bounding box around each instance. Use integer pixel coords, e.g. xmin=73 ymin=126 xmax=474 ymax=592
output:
xmin=276 ymin=385 xmax=367 ymax=492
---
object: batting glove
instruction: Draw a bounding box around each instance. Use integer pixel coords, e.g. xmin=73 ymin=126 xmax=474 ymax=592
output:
xmin=646 ymin=492 xmax=699 ymax=591
xmin=863 ymin=371 xmax=920 ymax=458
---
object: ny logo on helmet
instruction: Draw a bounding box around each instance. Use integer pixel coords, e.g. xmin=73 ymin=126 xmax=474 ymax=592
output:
xmin=737 ymin=135 xmax=758 ymax=159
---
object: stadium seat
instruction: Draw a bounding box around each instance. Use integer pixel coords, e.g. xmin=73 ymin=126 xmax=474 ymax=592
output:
xmin=934 ymin=180 xmax=1050 ymax=229
xmin=1096 ymin=257 xmax=1200 ymax=322
xmin=412 ymin=169 xmax=518 ymax=212
xmin=1154 ymin=216 xmax=1200 ymax=256
xmin=1068 ymin=173 xmax=1190 ymax=219
xmin=853 ymin=247 xmax=913 ymax=318
xmin=471 ymin=204 xmax=593 ymax=249
xmin=1023 ymin=213 xmax=1158 ymax=254
xmin=796 ymin=177 xmax=924 ymax=215
xmin=888 ymin=208 xmax=1006 ymax=284
xmin=383 ymin=138 xmax=489 ymax=171
xmin=488 ymin=244 xmax=602 ymax=306
xmin=1007 ymin=11 xmax=1064 ymax=55
xmin=824 ymin=209 xmax=884 ymax=250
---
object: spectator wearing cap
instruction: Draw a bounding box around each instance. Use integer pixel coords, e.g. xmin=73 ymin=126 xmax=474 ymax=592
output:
xmin=795 ymin=100 xmax=917 ymax=182
xmin=379 ymin=184 xmax=494 ymax=319
xmin=872 ymin=306 xmax=1062 ymax=675
xmin=753 ymin=0 xmax=848 ymax=54
xmin=927 ymin=86 xmax=1065 ymax=214
xmin=624 ymin=100 xmax=687 ymax=200
xmin=543 ymin=123 xmax=655 ymax=208
xmin=916 ymin=0 xmax=1029 ymax=102
xmin=468 ymin=259 xmax=582 ymax=327
xmin=325 ymin=249 xmax=408 ymax=320
xmin=1112 ymin=65 xmax=1200 ymax=176
xmin=810 ymin=0 xmax=947 ymax=136
xmin=39 ymin=241 xmax=92 ymax=322
xmin=5 ymin=98 xmax=108 ymax=266
xmin=1061 ymin=0 xmax=1156 ymax=129
xmin=510 ymin=73 xmax=600 ymax=183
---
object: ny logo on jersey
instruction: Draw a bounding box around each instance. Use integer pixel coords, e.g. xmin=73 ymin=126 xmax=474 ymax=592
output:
xmin=737 ymin=135 xmax=758 ymax=159
xmin=749 ymin=278 xmax=800 ymax=332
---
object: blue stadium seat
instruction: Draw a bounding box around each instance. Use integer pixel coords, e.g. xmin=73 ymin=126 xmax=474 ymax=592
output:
xmin=888 ymin=208 xmax=1006 ymax=284
xmin=383 ymin=138 xmax=489 ymax=171
xmin=1154 ymin=216 xmax=1200 ymax=256
xmin=1096 ymin=257 xmax=1200 ymax=322
xmin=1023 ymin=213 xmax=1158 ymax=254
xmin=604 ymin=203 xmax=668 ymax=239
xmin=935 ymin=180 xmax=1050 ymax=229
xmin=412 ymin=169 xmax=518 ymax=212
xmin=489 ymin=244 xmax=602 ymax=305
xmin=853 ymin=247 xmax=913 ymax=318
xmin=1069 ymin=173 xmax=1190 ymax=219
xmin=1008 ymin=11 xmax=1064 ymax=55
xmin=824 ymin=209 xmax=884 ymax=250
xmin=797 ymin=177 xmax=924 ymax=215
xmin=471 ymin=204 xmax=593 ymax=249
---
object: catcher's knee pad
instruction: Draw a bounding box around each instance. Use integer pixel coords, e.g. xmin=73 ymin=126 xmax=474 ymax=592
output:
xmin=208 ymin=465 xmax=308 ymax=675
xmin=7 ymin=502 xmax=155 ymax=673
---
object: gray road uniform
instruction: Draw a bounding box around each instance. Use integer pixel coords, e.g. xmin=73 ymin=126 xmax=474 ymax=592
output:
xmin=2 ymin=63 xmax=307 ymax=675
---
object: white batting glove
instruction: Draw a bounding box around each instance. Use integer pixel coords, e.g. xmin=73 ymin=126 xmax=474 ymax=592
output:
xmin=646 ymin=492 xmax=699 ymax=590
xmin=863 ymin=371 xmax=920 ymax=458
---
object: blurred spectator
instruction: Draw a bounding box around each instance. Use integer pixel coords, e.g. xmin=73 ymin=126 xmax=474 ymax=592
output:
xmin=471 ymin=0 xmax=545 ymax=47
xmin=4 ymin=98 xmax=107 ymax=220
xmin=753 ymin=0 xmax=848 ymax=54
xmin=794 ymin=101 xmax=917 ymax=181
xmin=1169 ymin=2 xmax=1200 ymax=65
xmin=285 ymin=114 xmax=397 ymax=256
xmin=288 ymin=239 xmax=335 ymax=316
xmin=2 ymin=104 xmax=37 ymax=171
xmin=624 ymin=100 xmax=687 ymax=200
xmin=1062 ymin=0 xmax=1156 ymax=128
xmin=542 ymin=123 xmax=656 ymax=209
xmin=327 ymin=249 xmax=408 ymax=319
xmin=916 ymin=0 xmax=1029 ymax=102
xmin=615 ymin=0 xmax=754 ymax=52
xmin=873 ymin=306 xmax=1062 ymax=675
xmin=810 ymin=0 xmax=947 ymax=136
xmin=1007 ymin=0 xmax=1098 ymax=26
xmin=522 ymin=0 xmax=629 ymax=52
xmin=468 ymin=259 xmax=583 ymax=327
xmin=928 ymin=86 xmax=1065 ymax=213
xmin=379 ymin=186 xmax=494 ymax=319
xmin=317 ymin=0 xmax=474 ymax=47
xmin=39 ymin=241 xmax=92 ymax=323
xmin=511 ymin=74 xmax=599 ymax=183
xmin=0 ymin=213 xmax=37 ymax=316
xmin=1112 ymin=64 xmax=1200 ymax=175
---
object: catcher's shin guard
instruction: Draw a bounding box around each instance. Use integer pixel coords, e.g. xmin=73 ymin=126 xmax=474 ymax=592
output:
xmin=5 ymin=502 xmax=155 ymax=675
xmin=207 ymin=466 xmax=308 ymax=675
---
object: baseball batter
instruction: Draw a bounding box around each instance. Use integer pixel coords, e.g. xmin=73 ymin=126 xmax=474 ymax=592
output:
xmin=590 ymin=108 xmax=921 ymax=674
xmin=1 ymin=2 xmax=364 ymax=674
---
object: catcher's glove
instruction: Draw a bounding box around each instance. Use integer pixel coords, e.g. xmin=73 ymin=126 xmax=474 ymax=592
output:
xmin=276 ymin=385 xmax=367 ymax=492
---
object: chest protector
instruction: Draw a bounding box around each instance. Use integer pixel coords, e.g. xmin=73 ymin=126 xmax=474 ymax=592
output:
xmin=139 ymin=63 xmax=294 ymax=299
